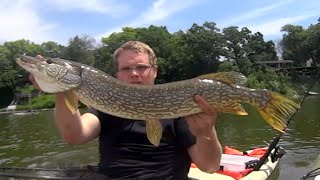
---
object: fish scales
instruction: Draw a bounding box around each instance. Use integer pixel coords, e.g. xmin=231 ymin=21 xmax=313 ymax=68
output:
xmin=16 ymin=55 xmax=300 ymax=146
xmin=76 ymin=68 xmax=262 ymax=120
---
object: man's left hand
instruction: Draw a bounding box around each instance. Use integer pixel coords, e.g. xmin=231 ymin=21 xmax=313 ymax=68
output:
xmin=185 ymin=95 xmax=217 ymax=138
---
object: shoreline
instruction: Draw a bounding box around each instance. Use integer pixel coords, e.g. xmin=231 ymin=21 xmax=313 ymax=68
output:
xmin=0 ymin=108 xmax=53 ymax=115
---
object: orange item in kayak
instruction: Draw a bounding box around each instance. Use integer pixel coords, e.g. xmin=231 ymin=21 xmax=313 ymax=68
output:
xmin=224 ymin=146 xmax=267 ymax=158
xmin=190 ymin=146 xmax=267 ymax=180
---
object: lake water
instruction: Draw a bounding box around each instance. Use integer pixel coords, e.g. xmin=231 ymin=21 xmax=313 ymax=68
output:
xmin=0 ymin=95 xmax=319 ymax=180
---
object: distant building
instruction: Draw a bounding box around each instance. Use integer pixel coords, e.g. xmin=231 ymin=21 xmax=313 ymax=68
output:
xmin=255 ymin=59 xmax=318 ymax=77
xmin=255 ymin=60 xmax=294 ymax=69
xmin=13 ymin=91 xmax=41 ymax=105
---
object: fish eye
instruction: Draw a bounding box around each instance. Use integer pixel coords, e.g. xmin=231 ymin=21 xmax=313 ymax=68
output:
xmin=46 ymin=59 xmax=53 ymax=64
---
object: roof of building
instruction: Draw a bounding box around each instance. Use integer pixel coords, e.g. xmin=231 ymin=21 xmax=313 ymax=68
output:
xmin=256 ymin=60 xmax=294 ymax=64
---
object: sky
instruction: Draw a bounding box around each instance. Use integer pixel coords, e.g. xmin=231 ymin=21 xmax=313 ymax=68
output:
xmin=0 ymin=0 xmax=319 ymax=45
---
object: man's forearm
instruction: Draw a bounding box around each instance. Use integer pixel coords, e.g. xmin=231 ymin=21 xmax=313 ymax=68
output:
xmin=54 ymin=93 xmax=83 ymax=143
xmin=192 ymin=128 xmax=222 ymax=173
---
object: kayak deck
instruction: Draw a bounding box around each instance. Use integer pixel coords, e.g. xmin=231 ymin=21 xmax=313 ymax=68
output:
xmin=188 ymin=149 xmax=280 ymax=180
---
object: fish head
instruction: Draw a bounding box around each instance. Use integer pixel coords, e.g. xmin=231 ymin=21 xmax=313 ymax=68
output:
xmin=16 ymin=55 xmax=82 ymax=93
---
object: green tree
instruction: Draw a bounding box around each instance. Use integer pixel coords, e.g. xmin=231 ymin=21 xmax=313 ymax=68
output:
xmin=280 ymin=19 xmax=320 ymax=67
xmin=221 ymin=26 xmax=278 ymax=76
xmin=3 ymin=40 xmax=44 ymax=87
xmin=98 ymin=28 xmax=139 ymax=76
xmin=0 ymin=45 xmax=16 ymax=108
xmin=41 ymin=41 xmax=64 ymax=58
xmin=0 ymin=46 xmax=16 ymax=88
xmin=101 ymin=27 xmax=138 ymax=53
xmin=167 ymin=22 xmax=224 ymax=81
xmin=100 ymin=25 xmax=174 ymax=81
xmin=280 ymin=25 xmax=308 ymax=66
xmin=303 ymin=23 xmax=320 ymax=65
xmin=4 ymin=39 xmax=44 ymax=60
xmin=135 ymin=26 xmax=175 ymax=83
xmin=94 ymin=46 xmax=115 ymax=75
xmin=61 ymin=35 xmax=96 ymax=66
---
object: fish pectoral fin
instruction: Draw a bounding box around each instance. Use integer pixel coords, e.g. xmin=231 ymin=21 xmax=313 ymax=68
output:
xmin=80 ymin=101 xmax=91 ymax=109
xmin=64 ymin=90 xmax=79 ymax=115
xmin=196 ymin=71 xmax=247 ymax=85
xmin=216 ymin=102 xmax=248 ymax=115
xmin=146 ymin=119 xmax=163 ymax=146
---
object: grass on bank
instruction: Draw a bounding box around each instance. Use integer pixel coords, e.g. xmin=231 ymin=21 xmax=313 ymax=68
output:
xmin=16 ymin=94 xmax=55 ymax=110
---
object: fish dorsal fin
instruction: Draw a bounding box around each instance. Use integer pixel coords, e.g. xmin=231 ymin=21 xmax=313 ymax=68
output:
xmin=196 ymin=71 xmax=247 ymax=85
xmin=64 ymin=90 xmax=79 ymax=114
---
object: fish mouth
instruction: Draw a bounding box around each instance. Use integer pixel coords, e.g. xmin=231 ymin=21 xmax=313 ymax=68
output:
xmin=16 ymin=56 xmax=44 ymax=72
xmin=16 ymin=58 xmax=32 ymax=69
xmin=17 ymin=56 xmax=43 ymax=64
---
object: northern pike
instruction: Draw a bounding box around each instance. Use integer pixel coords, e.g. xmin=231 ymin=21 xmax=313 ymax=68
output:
xmin=16 ymin=55 xmax=300 ymax=146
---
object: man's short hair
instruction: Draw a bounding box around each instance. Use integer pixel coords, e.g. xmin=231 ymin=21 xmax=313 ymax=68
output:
xmin=113 ymin=41 xmax=157 ymax=67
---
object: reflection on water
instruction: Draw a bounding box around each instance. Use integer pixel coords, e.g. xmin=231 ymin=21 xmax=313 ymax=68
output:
xmin=0 ymin=111 xmax=99 ymax=168
xmin=0 ymin=96 xmax=319 ymax=179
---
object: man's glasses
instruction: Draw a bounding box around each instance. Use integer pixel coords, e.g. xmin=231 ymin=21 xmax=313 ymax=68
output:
xmin=119 ymin=63 xmax=153 ymax=73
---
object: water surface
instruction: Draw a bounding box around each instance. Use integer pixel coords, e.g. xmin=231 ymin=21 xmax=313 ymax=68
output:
xmin=0 ymin=96 xmax=319 ymax=180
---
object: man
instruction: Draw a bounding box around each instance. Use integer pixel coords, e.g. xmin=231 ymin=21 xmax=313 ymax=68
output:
xmin=29 ymin=41 xmax=222 ymax=179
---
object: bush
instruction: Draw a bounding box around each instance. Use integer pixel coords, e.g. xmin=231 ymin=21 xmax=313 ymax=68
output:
xmin=218 ymin=60 xmax=297 ymax=96
xmin=17 ymin=94 xmax=55 ymax=110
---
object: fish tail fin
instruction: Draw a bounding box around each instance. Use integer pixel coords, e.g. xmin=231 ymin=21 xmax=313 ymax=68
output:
xmin=258 ymin=91 xmax=300 ymax=132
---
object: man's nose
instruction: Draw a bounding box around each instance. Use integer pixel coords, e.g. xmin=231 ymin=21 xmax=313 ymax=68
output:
xmin=130 ymin=68 xmax=139 ymax=77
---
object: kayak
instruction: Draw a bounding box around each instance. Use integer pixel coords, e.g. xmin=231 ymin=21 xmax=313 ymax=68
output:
xmin=188 ymin=146 xmax=282 ymax=180
xmin=0 ymin=146 xmax=283 ymax=180
xmin=301 ymin=153 xmax=320 ymax=180
xmin=306 ymin=91 xmax=320 ymax=96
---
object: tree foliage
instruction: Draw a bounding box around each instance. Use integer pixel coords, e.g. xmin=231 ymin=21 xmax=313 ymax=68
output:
xmin=280 ymin=25 xmax=308 ymax=66
xmin=303 ymin=23 xmax=320 ymax=65
xmin=280 ymin=20 xmax=320 ymax=66
xmin=2 ymin=19 xmax=319 ymax=108
xmin=61 ymin=35 xmax=96 ymax=66
xmin=0 ymin=45 xmax=16 ymax=89
xmin=41 ymin=41 xmax=63 ymax=58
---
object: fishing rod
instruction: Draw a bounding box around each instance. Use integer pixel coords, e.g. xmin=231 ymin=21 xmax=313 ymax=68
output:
xmin=254 ymin=66 xmax=320 ymax=170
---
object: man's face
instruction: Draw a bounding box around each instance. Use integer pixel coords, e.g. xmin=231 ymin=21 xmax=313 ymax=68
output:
xmin=116 ymin=50 xmax=157 ymax=85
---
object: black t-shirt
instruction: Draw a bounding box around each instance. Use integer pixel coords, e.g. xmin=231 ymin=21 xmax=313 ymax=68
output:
xmin=90 ymin=110 xmax=196 ymax=180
